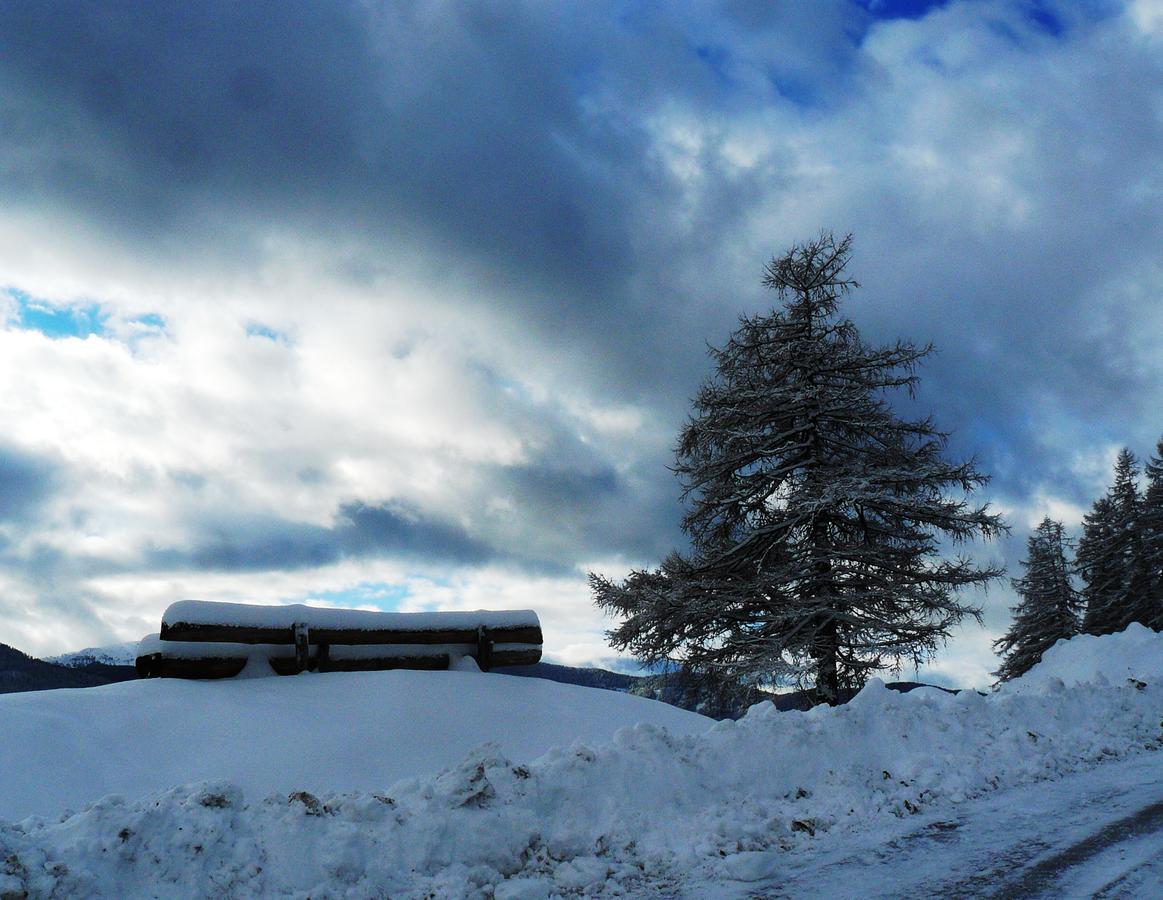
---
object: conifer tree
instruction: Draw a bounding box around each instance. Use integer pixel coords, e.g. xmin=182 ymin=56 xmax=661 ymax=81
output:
xmin=1079 ymin=449 xmax=1142 ymax=634
xmin=993 ymin=517 xmax=1080 ymax=682
xmin=1130 ymin=437 xmax=1163 ymax=629
xmin=1076 ymin=496 xmax=1119 ymax=633
xmin=591 ymin=233 xmax=1005 ymax=705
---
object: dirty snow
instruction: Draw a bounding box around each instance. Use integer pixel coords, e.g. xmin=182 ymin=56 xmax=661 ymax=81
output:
xmin=2 ymin=626 xmax=1163 ymax=898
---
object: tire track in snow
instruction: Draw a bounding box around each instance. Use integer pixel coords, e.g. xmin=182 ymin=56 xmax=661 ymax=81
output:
xmin=990 ymin=797 xmax=1163 ymax=898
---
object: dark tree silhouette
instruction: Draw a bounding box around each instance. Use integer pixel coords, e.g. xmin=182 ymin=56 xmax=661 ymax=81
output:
xmin=592 ymin=233 xmax=1005 ymax=705
xmin=1079 ymin=449 xmax=1143 ymax=634
xmin=994 ymin=517 xmax=1081 ymax=683
xmin=1130 ymin=437 xmax=1163 ymax=629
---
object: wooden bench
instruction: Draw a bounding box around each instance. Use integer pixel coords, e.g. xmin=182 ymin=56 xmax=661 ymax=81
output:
xmin=135 ymin=600 xmax=543 ymax=679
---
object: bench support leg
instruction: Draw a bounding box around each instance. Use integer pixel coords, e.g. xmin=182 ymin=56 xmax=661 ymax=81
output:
xmin=476 ymin=625 xmax=494 ymax=672
xmin=293 ymin=623 xmax=310 ymax=674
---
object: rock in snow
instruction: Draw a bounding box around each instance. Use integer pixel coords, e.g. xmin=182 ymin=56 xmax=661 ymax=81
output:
xmin=1 ymin=626 xmax=1162 ymax=897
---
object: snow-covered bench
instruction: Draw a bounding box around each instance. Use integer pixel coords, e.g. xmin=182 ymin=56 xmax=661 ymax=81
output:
xmin=135 ymin=600 xmax=543 ymax=679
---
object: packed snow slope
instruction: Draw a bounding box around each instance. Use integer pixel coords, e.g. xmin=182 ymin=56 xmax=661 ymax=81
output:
xmin=2 ymin=625 xmax=1163 ymax=898
xmin=0 ymin=664 xmax=710 ymax=821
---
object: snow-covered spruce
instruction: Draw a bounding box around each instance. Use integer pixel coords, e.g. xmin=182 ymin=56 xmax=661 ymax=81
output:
xmin=2 ymin=626 xmax=1163 ymax=898
xmin=993 ymin=517 xmax=1081 ymax=683
xmin=1079 ymin=448 xmax=1150 ymax=635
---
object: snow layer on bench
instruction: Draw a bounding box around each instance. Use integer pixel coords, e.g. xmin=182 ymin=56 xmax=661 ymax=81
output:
xmin=161 ymin=599 xmax=540 ymax=632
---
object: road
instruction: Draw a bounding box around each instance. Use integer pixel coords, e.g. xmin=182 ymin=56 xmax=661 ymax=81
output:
xmin=705 ymin=749 xmax=1163 ymax=898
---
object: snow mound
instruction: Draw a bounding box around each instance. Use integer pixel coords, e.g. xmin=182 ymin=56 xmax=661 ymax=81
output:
xmin=0 ymin=668 xmax=709 ymax=822
xmin=1000 ymin=623 xmax=1163 ymax=694
xmin=3 ymin=631 xmax=1162 ymax=897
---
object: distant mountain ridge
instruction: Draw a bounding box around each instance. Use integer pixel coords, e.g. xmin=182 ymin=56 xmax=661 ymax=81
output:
xmin=46 ymin=641 xmax=140 ymax=668
xmin=499 ymin=661 xmax=639 ymax=692
xmin=0 ymin=643 xmax=137 ymax=694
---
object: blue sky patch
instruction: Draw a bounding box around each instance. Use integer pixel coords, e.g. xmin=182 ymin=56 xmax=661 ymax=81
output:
xmin=768 ymin=70 xmax=818 ymax=108
xmin=7 ymin=289 xmax=109 ymax=339
xmin=693 ymin=42 xmax=735 ymax=89
xmin=308 ymin=581 xmax=416 ymax=613
xmin=246 ymin=321 xmax=289 ymax=343
xmin=1024 ymin=1 xmax=1066 ymax=36
xmin=854 ymin=0 xmax=951 ymax=20
xmin=131 ymin=313 xmax=167 ymax=331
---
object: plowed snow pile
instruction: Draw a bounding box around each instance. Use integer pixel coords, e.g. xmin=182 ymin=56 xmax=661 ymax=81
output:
xmin=3 ymin=627 xmax=1163 ymax=898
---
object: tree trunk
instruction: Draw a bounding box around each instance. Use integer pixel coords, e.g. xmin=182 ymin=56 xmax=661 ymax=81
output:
xmin=814 ymin=617 xmax=839 ymax=706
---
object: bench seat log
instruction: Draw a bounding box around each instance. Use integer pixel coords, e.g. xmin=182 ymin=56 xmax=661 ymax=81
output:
xmin=137 ymin=600 xmax=543 ymax=678
xmin=136 ymin=654 xmax=248 ymax=680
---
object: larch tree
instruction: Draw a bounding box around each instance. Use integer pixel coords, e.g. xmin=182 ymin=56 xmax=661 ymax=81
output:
xmin=1079 ymin=448 xmax=1143 ymax=635
xmin=993 ymin=517 xmax=1081 ymax=683
xmin=591 ymin=233 xmax=1005 ymax=705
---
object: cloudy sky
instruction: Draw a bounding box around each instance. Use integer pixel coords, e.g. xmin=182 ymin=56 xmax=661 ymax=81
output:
xmin=1 ymin=0 xmax=1161 ymax=687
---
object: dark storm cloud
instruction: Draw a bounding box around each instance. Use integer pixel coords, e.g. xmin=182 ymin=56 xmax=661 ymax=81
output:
xmin=339 ymin=501 xmax=492 ymax=565
xmin=492 ymin=457 xmax=681 ymax=564
xmin=145 ymin=500 xmax=495 ymax=573
xmin=139 ymin=447 xmax=678 ymax=578
xmin=0 ymin=0 xmax=865 ymax=381
xmin=0 ymin=446 xmax=58 ymax=524
xmin=0 ymin=1 xmax=621 ymax=287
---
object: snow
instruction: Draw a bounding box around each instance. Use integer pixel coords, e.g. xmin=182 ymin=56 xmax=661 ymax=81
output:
xmin=162 ymin=599 xmax=540 ymax=632
xmin=0 ymin=669 xmax=708 ymax=822
xmin=744 ymin=748 xmax=1163 ymax=898
xmin=2 ymin=626 xmax=1163 ymax=897
xmin=1000 ymin=621 xmax=1163 ymax=693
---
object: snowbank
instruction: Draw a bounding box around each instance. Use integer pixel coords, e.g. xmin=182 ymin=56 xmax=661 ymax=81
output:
xmin=1000 ymin=622 xmax=1163 ymax=694
xmin=3 ymin=627 xmax=1162 ymax=898
xmin=0 ymin=669 xmax=709 ymax=822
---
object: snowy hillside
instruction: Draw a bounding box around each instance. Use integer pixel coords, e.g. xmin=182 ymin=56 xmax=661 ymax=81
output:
xmin=3 ymin=628 xmax=1163 ymax=898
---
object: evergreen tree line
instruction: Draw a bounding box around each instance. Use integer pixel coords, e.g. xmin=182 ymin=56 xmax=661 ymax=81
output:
xmin=994 ymin=443 xmax=1163 ymax=682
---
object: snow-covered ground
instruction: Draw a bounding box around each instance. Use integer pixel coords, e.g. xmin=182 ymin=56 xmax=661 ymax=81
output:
xmin=3 ymin=626 xmax=1162 ymax=898
xmin=0 ymin=664 xmax=708 ymax=822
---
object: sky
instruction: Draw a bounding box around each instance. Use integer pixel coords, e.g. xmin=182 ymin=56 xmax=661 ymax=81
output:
xmin=1 ymin=0 xmax=1161 ymax=688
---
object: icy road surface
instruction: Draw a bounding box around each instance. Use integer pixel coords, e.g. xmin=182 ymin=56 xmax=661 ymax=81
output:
xmin=716 ymin=749 xmax=1163 ymax=899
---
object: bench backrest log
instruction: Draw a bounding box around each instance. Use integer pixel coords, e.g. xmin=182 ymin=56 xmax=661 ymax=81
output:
xmin=136 ymin=600 xmax=543 ymax=679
